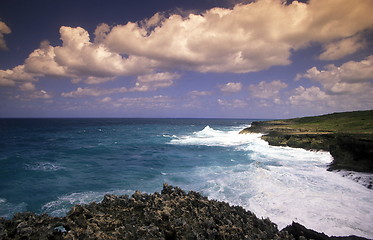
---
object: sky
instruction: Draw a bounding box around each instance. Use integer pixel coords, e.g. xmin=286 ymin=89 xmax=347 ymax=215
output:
xmin=0 ymin=0 xmax=373 ymax=118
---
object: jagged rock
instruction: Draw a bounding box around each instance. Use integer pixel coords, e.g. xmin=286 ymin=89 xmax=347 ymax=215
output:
xmin=0 ymin=184 xmax=369 ymax=239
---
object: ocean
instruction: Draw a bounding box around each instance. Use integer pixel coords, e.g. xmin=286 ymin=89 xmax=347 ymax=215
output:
xmin=0 ymin=118 xmax=372 ymax=238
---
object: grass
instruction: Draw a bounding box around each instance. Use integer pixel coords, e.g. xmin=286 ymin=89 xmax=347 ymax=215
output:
xmin=269 ymin=110 xmax=373 ymax=134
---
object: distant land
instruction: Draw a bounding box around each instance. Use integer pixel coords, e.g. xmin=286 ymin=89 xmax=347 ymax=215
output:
xmin=240 ymin=110 xmax=373 ymax=176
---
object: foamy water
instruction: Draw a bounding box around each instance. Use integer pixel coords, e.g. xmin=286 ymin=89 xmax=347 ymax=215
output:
xmin=171 ymin=126 xmax=373 ymax=238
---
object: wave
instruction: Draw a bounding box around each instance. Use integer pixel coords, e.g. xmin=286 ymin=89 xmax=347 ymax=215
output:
xmin=170 ymin=125 xmax=259 ymax=147
xmin=41 ymin=189 xmax=135 ymax=217
xmin=0 ymin=198 xmax=27 ymax=218
xmin=168 ymin=125 xmax=373 ymax=238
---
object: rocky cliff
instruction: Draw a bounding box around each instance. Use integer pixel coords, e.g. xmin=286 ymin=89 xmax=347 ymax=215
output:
xmin=0 ymin=184 xmax=368 ymax=240
xmin=239 ymin=111 xmax=373 ymax=179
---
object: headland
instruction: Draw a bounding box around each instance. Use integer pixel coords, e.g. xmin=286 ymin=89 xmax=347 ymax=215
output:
xmin=239 ymin=110 xmax=373 ymax=178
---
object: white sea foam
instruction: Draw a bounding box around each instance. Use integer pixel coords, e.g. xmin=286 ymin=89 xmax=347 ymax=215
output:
xmin=170 ymin=126 xmax=373 ymax=238
xmin=41 ymin=189 xmax=134 ymax=216
xmin=0 ymin=198 xmax=27 ymax=218
xmin=24 ymin=162 xmax=65 ymax=172
xmin=170 ymin=125 xmax=253 ymax=147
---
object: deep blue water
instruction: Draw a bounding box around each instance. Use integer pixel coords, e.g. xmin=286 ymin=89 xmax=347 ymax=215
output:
xmin=0 ymin=118 xmax=253 ymax=214
xmin=0 ymin=118 xmax=372 ymax=238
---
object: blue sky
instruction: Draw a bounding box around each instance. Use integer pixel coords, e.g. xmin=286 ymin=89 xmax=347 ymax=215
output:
xmin=1 ymin=0 xmax=372 ymax=118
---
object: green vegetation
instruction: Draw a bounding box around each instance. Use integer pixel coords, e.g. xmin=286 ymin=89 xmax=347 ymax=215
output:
xmin=240 ymin=110 xmax=373 ymax=175
xmin=240 ymin=110 xmax=373 ymax=135
xmin=285 ymin=110 xmax=373 ymax=134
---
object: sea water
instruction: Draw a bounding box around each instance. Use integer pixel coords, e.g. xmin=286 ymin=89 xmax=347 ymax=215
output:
xmin=0 ymin=118 xmax=372 ymax=238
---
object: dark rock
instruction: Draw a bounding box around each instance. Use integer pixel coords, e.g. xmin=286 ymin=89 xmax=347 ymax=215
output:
xmin=281 ymin=222 xmax=329 ymax=240
xmin=328 ymin=134 xmax=373 ymax=172
xmin=0 ymin=184 xmax=370 ymax=239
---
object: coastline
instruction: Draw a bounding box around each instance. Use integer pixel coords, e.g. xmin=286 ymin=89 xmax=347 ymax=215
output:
xmin=239 ymin=110 xmax=373 ymax=189
xmin=0 ymin=184 xmax=369 ymax=240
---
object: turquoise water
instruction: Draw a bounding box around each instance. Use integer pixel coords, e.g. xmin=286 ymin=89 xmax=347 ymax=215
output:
xmin=0 ymin=118 xmax=372 ymax=238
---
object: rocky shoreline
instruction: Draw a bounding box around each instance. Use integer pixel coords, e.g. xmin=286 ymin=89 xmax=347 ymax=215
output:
xmin=240 ymin=122 xmax=373 ymax=172
xmin=0 ymin=184 xmax=369 ymax=240
xmin=239 ymin=111 xmax=373 ymax=189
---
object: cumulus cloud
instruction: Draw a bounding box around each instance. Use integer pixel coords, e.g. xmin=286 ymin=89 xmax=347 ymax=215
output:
xmin=289 ymin=86 xmax=329 ymax=105
xmin=0 ymin=21 xmax=11 ymax=50
xmin=0 ymin=65 xmax=37 ymax=86
xmin=298 ymin=55 xmax=373 ymax=94
xmin=290 ymin=56 xmax=373 ymax=111
xmin=1 ymin=0 xmax=373 ymax=92
xmin=103 ymin=0 xmax=373 ymax=73
xmin=319 ymin=35 xmax=366 ymax=60
xmin=219 ymin=82 xmax=242 ymax=93
xmin=1 ymin=26 xmax=156 ymax=88
xmin=248 ymin=80 xmax=288 ymax=99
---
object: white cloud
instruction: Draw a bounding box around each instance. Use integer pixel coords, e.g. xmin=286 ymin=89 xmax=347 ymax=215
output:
xmin=288 ymin=85 xmax=373 ymax=113
xmin=30 ymin=90 xmax=53 ymax=99
xmin=0 ymin=65 xmax=37 ymax=86
xmin=1 ymin=0 xmax=373 ymax=91
xmin=319 ymin=35 xmax=366 ymax=60
xmin=0 ymin=21 xmax=11 ymax=50
xmin=137 ymin=72 xmax=180 ymax=82
xmin=1 ymin=26 xmax=156 ymax=88
xmin=117 ymin=95 xmax=173 ymax=109
xmin=298 ymin=55 xmax=373 ymax=94
xmin=61 ymin=87 xmax=128 ymax=97
xmin=248 ymin=80 xmax=288 ymax=99
xmin=24 ymin=40 xmax=69 ymax=77
xmin=61 ymin=73 xmax=179 ymax=98
xmin=219 ymin=82 xmax=242 ymax=93
xmin=100 ymin=97 xmax=112 ymax=103
xmin=104 ymin=0 xmax=373 ymax=73
xmin=54 ymin=26 xmax=153 ymax=78
xmin=217 ymin=99 xmax=248 ymax=108
xmin=19 ymin=82 xmax=36 ymax=91
xmin=289 ymin=86 xmax=329 ymax=105
xmin=188 ymin=90 xmax=212 ymax=97
xmin=133 ymin=72 xmax=180 ymax=91
xmin=13 ymin=89 xmax=53 ymax=100
xmin=291 ymin=56 xmax=373 ymax=112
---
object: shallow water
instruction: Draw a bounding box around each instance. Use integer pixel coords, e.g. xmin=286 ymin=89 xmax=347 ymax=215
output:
xmin=0 ymin=118 xmax=372 ymax=238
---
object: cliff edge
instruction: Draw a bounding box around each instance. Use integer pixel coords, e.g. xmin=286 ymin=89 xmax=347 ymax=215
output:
xmin=239 ymin=110 xmax=373 ymax=177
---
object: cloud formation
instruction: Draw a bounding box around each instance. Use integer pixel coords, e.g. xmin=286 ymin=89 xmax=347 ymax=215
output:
xmin=319 ymin=35 xmax=366 ymax=61
xmin=104 ymin=0 xmax=373 ymax=73
xmin=219 ymin=82 xmax=243 ymax=93
xmin=297 ymin=55 xmax=373 ymax=95
xmin=1 ymin=0 xmax=373 ymax=90
xmin=290 ymin=56 xmax=373 ymax=111
xmin=134 ymin=72 xmax=180 ymax=91
xmin=61 ymin=87 xmax=128 ymax=97
xmin=248 ymin=80 xmax=288 ymax=99
xmin=0 ymin=21 xmax=11 ymax=50
xmin=217 ymin=99 xmax=248 ymax=108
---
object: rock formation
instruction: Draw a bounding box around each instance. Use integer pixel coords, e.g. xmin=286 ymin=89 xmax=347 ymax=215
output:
xmin=0 ymin=184 xmax=368 ymax=239
xmin=239 ymin=111 xmax=373 ymax=178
